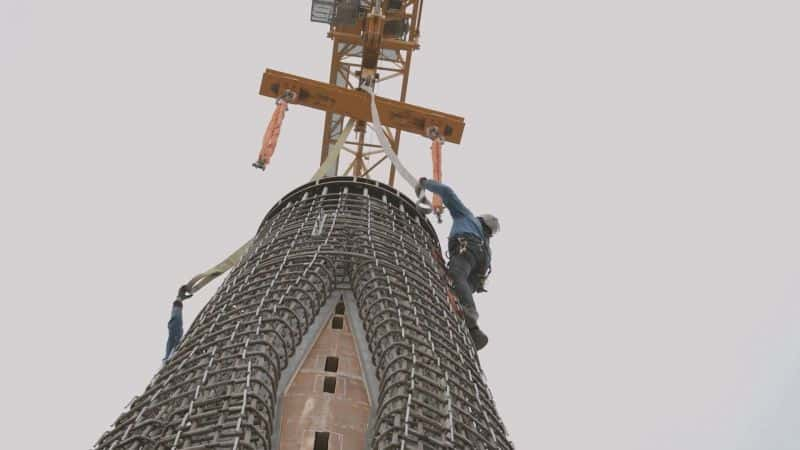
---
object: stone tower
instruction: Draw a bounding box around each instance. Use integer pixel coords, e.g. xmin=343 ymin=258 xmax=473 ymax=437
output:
xmin=95 ymin=177 xmax=513 ymax=450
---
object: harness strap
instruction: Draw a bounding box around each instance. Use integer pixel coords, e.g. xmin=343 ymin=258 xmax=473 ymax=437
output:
xmin=458 ymin=236 xmax=469 ymax=255
xmin=452 ymin=235 xmax=492 ymax=292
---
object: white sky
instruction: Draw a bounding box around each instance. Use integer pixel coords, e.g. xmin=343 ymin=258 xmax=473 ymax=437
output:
xmin=2 ymin=1 xmax=799 ymax=449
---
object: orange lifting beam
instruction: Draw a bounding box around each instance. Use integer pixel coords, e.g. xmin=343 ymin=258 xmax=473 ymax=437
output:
xmin=259 ymin=69 xmax=465 ymax=144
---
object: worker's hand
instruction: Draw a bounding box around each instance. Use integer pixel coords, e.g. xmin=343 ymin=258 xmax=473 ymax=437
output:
xmin=415 ymin=177 xmax=427 ymax=197
xmin=177 ymin=285 xmax=193 ymax=301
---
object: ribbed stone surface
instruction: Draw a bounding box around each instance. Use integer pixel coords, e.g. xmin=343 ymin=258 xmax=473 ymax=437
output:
xmin=94 ymin=177 xmax=512 ymax=450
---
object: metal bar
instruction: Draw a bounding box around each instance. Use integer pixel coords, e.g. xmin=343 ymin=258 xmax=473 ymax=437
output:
xmin=320 ymin=39 xmax=343 ymax=165
xmin=328 ymin=31 xmax=420 ymax=50
xmin=261 ymin=69 xmax=464 ymax=144
xmin=362 ymin=155 xmax=389 ymax=177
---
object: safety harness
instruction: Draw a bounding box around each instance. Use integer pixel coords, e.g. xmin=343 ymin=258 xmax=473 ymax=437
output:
xmin=451 ymin=234 xmax=493 ymax=293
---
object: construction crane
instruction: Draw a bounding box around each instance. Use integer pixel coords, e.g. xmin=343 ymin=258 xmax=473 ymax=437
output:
xmin=258 ymin=0 xmax=464 ymax=189
xmin=93 ymin=3 xmax=514 ymax=449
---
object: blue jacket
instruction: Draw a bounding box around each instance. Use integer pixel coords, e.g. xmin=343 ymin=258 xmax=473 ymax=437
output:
xmin=421 ymin=179 xmax=485 ymax=239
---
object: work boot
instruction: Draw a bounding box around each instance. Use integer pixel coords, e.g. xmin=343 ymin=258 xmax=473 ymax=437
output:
xmin=469 ymin=326 xmax=489 ymax=351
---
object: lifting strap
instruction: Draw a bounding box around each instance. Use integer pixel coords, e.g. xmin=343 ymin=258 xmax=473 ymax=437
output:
xmin=365 ymin=83 xmax=432 ymax=212
xmin=181 ymin=240 xmax=253 ymax=295
xmin=311 ymin=117 xmax=356 ymax=181
xmin=429 ymin=129 xmax=444 ymax=222
xmin=253 ymin=91 xmax=295 ymax=170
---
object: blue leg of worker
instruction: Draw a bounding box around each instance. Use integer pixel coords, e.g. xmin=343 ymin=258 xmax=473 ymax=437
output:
xmin=164 ymin=301 xmax=184 ymax=363
xmin=448 ymin=251 xmax=479 ymax=327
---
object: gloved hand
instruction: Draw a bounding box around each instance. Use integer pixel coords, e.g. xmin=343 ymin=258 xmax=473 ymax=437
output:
xmin=415 ymin=177 xmax=427 ymax=197
xmin=177 ymin=285 xmax=193 ymax=301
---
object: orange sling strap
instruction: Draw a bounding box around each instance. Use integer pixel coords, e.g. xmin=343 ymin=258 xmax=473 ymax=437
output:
xmin=253 ymin=91 xmax=295 ymax=170
xmin=429 ymin=127 xmax=445 ymax=222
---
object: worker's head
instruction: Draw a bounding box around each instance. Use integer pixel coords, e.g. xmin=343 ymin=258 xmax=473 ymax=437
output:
xmin=478 ymin=214 xmax=500 ymax=237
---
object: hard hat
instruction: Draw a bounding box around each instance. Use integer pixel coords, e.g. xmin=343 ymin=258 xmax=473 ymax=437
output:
xmin=478 ymin=214 xmax=500 ymax=236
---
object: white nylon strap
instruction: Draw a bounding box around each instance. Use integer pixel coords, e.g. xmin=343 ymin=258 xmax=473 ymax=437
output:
xmin=311 ymin=117 xmax=356 ymax=181
xmin=182 ymin=239 xmax=252 ymax=296
xmin=365 ymin=85 xmax=430 ymax=209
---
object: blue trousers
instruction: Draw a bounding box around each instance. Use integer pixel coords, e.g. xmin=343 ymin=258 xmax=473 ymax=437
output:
xmin=447 ymin=235 xmax=487 ymax=327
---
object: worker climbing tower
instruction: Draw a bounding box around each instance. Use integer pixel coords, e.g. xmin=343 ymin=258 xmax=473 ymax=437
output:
xmin=94 ymin=2 xmax=512 ymax=449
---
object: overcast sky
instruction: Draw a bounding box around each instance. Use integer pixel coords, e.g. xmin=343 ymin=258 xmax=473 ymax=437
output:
xmin=2 ymin=1 xmax=799 ymax=449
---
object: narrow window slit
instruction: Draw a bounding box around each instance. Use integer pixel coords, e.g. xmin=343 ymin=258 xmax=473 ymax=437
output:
xmin=324 ymin=356 xmax=339 ymax=372
xmin=323 ymin=376 xmax=336 ymax=393
xmin=313 ymin=432 xmax=330 ymax=450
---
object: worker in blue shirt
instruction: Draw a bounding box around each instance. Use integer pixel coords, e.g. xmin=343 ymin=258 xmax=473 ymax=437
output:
xmin=417 ymin=178 xmax=500 ymax=350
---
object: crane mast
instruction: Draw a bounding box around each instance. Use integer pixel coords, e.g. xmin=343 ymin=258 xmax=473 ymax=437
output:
xmin=315 ymin=0 xmax=424 ymax=185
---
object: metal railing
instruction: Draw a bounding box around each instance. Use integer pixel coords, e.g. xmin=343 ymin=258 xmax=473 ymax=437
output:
xmin=311 ymin=0 xmax=361 ymax=25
